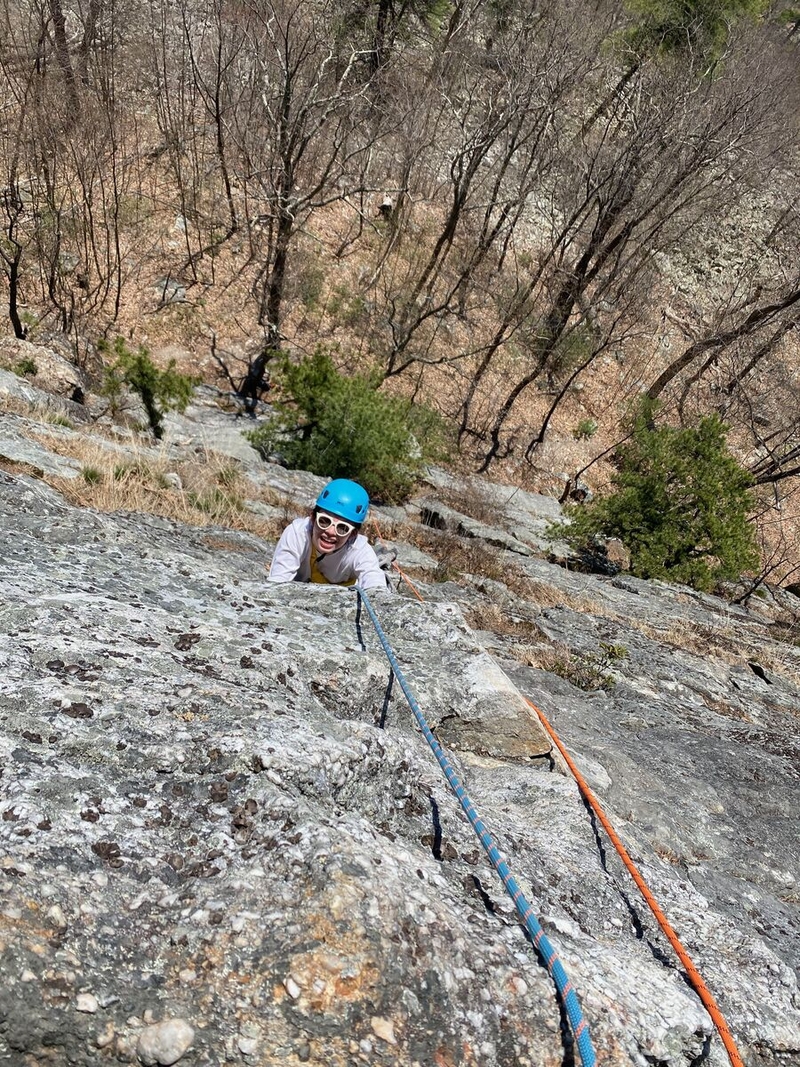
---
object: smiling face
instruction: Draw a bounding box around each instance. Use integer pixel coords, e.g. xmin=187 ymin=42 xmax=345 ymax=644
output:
xmin=311 ymin=510 xmax=356 ymax=554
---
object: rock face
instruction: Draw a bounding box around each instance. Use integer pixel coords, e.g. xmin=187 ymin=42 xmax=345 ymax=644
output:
xmin=0 ymin=454 xmax=798 ymax=1063
xmin=0 ymin=338 xmax=90 ymax=405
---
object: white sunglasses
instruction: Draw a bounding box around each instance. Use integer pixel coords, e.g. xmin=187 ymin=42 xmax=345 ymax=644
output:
xmin=315 ymin=511 xmax=355 ymax=538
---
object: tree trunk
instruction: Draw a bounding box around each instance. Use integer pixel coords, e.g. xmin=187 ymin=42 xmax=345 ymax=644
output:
xmin=48 ymin=0 xmax=80 ymax=114
xmin=647 ymin=287 xmax=800 ymax=401
xmin=239 ymin=210 xmax=293 ymax=413
xmin=7 ymin=250 xmax=27 ymax=340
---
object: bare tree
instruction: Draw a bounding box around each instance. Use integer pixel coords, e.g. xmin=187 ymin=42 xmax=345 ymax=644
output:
xmin=0 ymin=0 xmax=152 ymax=341
xmin=222 ymin=0 xmax=384 ymax=410
xmin=469 ymin=26 xmax=797 ymax=468
xmin=646 ymin=285 xmax=800 ymax=404
xmin=0 ymin=1 xmax=47 ymax=337
xmin=734 ymin=482 xmax=800 ymax=600
xmin=47 ymin=0 xmax=80 ymax=116
xmin=0 ymin=173 xmax=27 ymax=339
xmin=354 ymin=2 xmax=607 ymax=385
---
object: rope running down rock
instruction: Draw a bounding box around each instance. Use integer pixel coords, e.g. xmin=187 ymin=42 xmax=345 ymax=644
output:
xmin=356 ymin=586 xmax=597 ymax=1067
xmin=367 ymin=520 xmax=745 ymax=1067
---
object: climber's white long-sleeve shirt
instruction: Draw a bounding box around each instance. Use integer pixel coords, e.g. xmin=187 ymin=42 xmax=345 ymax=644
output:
xmin=268 ymin=517 xmax=389 ymax=591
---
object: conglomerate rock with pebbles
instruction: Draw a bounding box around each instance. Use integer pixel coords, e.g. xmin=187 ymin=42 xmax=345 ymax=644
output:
xmin=0 ymin=461 xmax=798 ymax=1067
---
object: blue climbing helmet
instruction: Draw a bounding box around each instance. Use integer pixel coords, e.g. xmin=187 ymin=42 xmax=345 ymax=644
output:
xmin=315 ymin=479 xmax=370 ymax=525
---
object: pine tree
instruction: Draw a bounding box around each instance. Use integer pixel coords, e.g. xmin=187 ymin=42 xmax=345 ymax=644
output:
xmin=623 ymin=0 xmax=768 ymax=66
xmin=100 ymin=338 xmax=195 ymax=439
xmin=559 ymin=411 xmax=759 ymax=591
xmin=246 ymin=348 xmax=448 ymax=502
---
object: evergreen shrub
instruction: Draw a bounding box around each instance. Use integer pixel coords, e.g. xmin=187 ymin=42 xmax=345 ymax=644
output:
xmin=15 ymin=356 xmax=37 ymax=377
xmin=100 ymin=337 xmax=195 ymax=438
xmin=555 ymin=405 xmax=759 ymax=591
xmin=246 ymin=347 xmax=449 ymax=502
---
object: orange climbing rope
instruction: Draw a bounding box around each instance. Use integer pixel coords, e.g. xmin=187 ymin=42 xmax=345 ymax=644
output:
xmin=370 ymin=519 xmax=425 ymax=601
xmin=370 ymin=514 xmax=745 ymax=1067
xmin=524 ymin=696 xmax=745 ymax=1067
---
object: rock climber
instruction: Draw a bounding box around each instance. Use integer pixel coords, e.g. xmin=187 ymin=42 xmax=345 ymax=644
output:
xmin=268 ymin=478 xmax=392 ymax=590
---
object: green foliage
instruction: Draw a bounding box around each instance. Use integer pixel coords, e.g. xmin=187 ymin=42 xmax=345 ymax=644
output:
xmin=556 ymin=408 xmax=759 ymax=591
xmin=81 ymin=466 xmax=103 ymax=485
xmin=188 ymin=487 xmax=244 ymax=517
xmin=622 ymin=0 xmax=768 ymax=65
xmin=549 ymin=643 xmax=627 ymax=692
xmin=99 ymin=337 xmax=195 ymax=438
xmin=774 ymin=6 xmax=800 ymax=42
xmin=215 ymin=464 xmax=240 ymax=489
xmin=573 ymin=418 xmax=598 ymax=440
xmin=422 ymin=0 xmax=452 ymax=31
xmin=15 ymin=356 xmax=37 ymax=377
xmin=327 ymin=284 xmax=368 ymax=328
xmin=599 ymin=641 xmax=629 ymax=661
xmin=245 ymin=347 xmax=449 ymax=503
xmin=296 ymin=261 xmax=326 ymax=310
xmin=545 ymin=325 xmax=593 ymax=383
xmin=338 ymin=0 xmax=452 ymax=53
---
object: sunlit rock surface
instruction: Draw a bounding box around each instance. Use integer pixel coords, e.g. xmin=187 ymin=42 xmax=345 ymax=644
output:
xmin=0 ymin=453 xmax=798 ymax=1066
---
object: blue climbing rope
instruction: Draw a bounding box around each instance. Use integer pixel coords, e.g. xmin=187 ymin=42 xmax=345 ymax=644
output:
xmin=356 ymin=588 xmax=597 ymax=1067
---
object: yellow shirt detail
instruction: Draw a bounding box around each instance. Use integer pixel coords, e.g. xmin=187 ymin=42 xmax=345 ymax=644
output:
xmin=309 ymin=544 xmax=356 ymax=586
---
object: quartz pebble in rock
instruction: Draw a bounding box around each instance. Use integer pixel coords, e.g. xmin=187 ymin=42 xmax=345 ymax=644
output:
xmin=370 ymin=1017 xmax=397 ymax=1045
xmin=75 ymin=992 xmax=99 ymax=1013
xmin=47 ymin=903 xmax=68 ymax=928
xmin=96 ymin=1023 xmax=115 ymax=1049
xmin=162 ymin=472 xmax=183 ymax=491
xmin=136 ymin=1019 xmax=195 ymax=1066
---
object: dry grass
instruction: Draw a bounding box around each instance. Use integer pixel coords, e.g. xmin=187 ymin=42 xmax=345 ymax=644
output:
xmin=652 ymin=845 xmax=685 ymax=866
xmin=22 ymin=435 xmax=286 ymax=542
xmin=633 ymin=616 xmax=800 ymax=689
xmin=772 ymin=615 xmax=800 ymax=649
xmin=377 ymin=507 xmax=800 ymax=688
xmin=0 ymin=392 xmax=77 ymax=428
xmin=509 ymin=641 xmax=621 ymax=691
xmin=641 ymin=618 xmax=741 ymax=659
xmin=505 ymin=575 xmax=606 ymax=614
xmin=0 ymin=390 xmax=294 ymax=541
xmin=436 ymin=482 xmax=513 ymax=528
xmin=443 ymin=521 xmax=800 ymax=690
xmin=0 ymin=456 xmax=45 ymax=478
xmin=431 ymin=538 xmax=510 ymax=583
xmin=470 ymin=552 xmax=800 ymax=689
xmin=463 ymin=604 xmax=543 ymax=641
xmin=6 ymin=382 xmax=800 ymax=693
xmin=377 ymin=521 xmax=509 ymax=584
xmin=380 ymin=516 xmax=613 ymax=620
